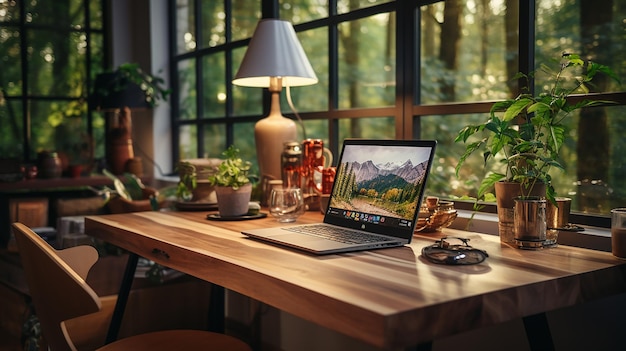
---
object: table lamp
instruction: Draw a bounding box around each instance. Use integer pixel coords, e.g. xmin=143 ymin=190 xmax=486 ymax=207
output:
xmin=92 ymin=71 xmax=151 ymax=175
xmin=232 ymin=19 xmax=318 ymax=184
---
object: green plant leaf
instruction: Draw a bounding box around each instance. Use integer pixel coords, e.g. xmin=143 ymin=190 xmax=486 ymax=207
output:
xmin=455 ymin=139 xmax=485 ymax=177
xmin=477 ymin=173 xmax=505 ymax=200
xmin=208 ymin=145 xmax=255 ymax=189
xmin=503 ymin=98 xmax=533 ymax=121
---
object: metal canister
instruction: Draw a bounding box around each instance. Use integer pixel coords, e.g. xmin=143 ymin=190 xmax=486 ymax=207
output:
xmin=281 ymin=141 xmax=302 ymax=189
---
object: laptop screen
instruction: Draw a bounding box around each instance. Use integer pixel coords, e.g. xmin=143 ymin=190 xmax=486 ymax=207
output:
xmin=323 ymin=139 xmax=437 ymax=240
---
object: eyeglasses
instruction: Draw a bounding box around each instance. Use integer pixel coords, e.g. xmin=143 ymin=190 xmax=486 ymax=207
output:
xmin=421 ymin=237 xmax=488 ymax=265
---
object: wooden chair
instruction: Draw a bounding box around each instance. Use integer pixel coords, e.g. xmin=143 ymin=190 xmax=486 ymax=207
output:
xmin=11 ymin=222 xmax=252 ymax=351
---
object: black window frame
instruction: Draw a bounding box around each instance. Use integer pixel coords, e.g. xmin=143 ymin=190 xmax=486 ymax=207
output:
xmin=168 ymin=0 xmax=626 ymax=228
xmin=0 ymin=0 xmax=109 ymax=163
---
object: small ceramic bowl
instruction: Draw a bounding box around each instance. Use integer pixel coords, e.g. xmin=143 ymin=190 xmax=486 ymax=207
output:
xmin=415 ymin=198 xmax=458 ymax=233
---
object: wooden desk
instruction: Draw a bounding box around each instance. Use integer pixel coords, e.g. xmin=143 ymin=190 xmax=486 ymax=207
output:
xmin=85 ymin=210 xmax=626 ymax=350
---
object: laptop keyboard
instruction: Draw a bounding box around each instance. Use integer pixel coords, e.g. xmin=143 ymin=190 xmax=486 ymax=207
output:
xmin=284 ymin=224 xmax=395 ymax=245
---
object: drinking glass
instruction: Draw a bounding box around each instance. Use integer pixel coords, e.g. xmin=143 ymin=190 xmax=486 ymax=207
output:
xmin=269 ymin=188 xmax=305 ymax=223
xmin=611 ymin=208 xmax=626 ymax=259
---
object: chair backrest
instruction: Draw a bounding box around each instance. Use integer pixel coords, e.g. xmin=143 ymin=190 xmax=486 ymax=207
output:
xmin=12 ymin=222 xmax=101 ymax=351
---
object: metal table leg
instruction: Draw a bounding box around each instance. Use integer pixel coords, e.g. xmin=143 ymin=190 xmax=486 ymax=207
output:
xmin=208 ymin=284 xmax=225 ymax=333
xmin=523 ymin=312 xmax=555 ymax=351
xmin=105 ymin=252 xmax=138 ymax=344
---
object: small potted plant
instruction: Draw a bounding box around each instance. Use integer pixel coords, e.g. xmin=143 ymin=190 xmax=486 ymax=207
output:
xmin=176 ymin=158 xmax=223 ymax=204
xmin=455 ymin=53 xmax=619 ymax=242
xmin=208 ymin=145 xmax=257 ymax=217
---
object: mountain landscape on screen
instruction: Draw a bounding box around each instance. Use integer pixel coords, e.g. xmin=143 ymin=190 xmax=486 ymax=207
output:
xmin=330 ymin=158 xmax=429 ymax=219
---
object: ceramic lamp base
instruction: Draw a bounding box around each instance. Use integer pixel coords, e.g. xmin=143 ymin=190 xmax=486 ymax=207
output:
xmin=254 ymin=110 xmax=297 ymax=183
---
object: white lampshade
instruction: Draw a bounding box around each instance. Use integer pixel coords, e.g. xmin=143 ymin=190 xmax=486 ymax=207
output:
xmin=233 ymin=19 xmax=318 ymax=87
xmin=232 ymin=19 xmax=318 ymax=189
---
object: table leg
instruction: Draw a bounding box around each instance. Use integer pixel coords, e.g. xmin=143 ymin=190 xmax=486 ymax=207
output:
xmin=406 ymin=341 xmax=432 ymax=351
xmin=207 ymin=284 xmax=225 ymax=333
xmin=523 ymin=312 xmax=555 ymax=351
xmin=105 ymin=252 xmax=138 ymax=344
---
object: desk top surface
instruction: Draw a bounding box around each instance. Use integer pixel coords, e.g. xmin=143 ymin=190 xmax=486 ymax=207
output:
xmin=85 ymin=210 xmax=626 ymax=349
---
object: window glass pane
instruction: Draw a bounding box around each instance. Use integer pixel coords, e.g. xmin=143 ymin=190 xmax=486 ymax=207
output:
xmin=279 ymin=27 xmax=328 ymax=113
xmin=27 ymin=30 xmax=86 ymax=97
xmin=606 ymin=106 xmax=626 ymax=213
xmin=232 ymin=122 xmax=258 ymax=174
xmin=176 ymin=0 xmax=196 ymax=53
xmin=420 ymin=1 xmax=511 ymax=104
xmin=202 ymin=124 xmax=226 ymax=158
xmin=200 ymin=1 xmax=225 ymax=48
xmin=301 ymin=119 xmax=328 ymax=144
xmin=533 ymin=0 xmax=626 ymax=215
xmin=0 ymin=100 xmax=23 ymax=158
xmin=420 ymin=114 xmax=488 ymax=201
xmin=232 ymin=2 xmax=260 ymax=42
xmin=535 ymin=0 xmax=624 ymax=92
xmin=69 ymin=0 xmax=85 ymax=27
xmin=27 ymin=1 xmax=84 ymax=27
xmin=551 ymin=106 xmax=626 ymax=215
xmin=178 ymin=59 xmax=197 ymax=120
xmin=54 ymin=115 xmax=92 ymax=169
xmin=1 ymin=0 xmax=102 ymax=164
xmin=232 ymin=46 xmax=262 ymax=116
xmin=31 ymin=100 xmax=63 ymax=153
xmin=338 ymin=13 xmax=395 ymax=109
xmin=89 ymin=0 xmax=103 ymax=28
xmin=337 ymin=0 xmax=392 ymax=14
xmin=280 ymin=1 xmax=329 ymax=23
xmin=30 ymin=100 xmax=90 ymax=165
xmin=0 ymin=28 xmax=22 ymax=94
xmin=179 ymin=125 xmax=198 ymax=159
xmin=338 ymin=117 xmax=394 ymax=141
xmin=202 ymin=53 xmax=226 ymax=118
xmin=90 ymin=33 xmax=104 ymax=79
xmin=0 ymin=0 xmax=19 ymax=22
xmin=92 ymin=110 xmax=105 ymax=160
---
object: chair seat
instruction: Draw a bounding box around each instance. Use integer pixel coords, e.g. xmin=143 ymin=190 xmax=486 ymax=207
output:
xmin=97 ymin=329 xmax=251 ymax=351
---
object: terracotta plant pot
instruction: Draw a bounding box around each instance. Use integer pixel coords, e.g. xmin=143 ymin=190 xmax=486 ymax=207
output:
xmin=215 ymin=184 xmax=252 ymax=217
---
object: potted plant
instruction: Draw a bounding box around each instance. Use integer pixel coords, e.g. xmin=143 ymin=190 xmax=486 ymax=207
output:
xmin=455 ymin=53 xmax=619 ymax=243
xmin=176 ymin=158 xmax=223 ymax=204
xmin=92 ymin=63 xmax=171 ymax=109
xmin=92 ymin=63 xmax=171 ymax=175
xmin=208 ymin=145 xmax=257 ymax=217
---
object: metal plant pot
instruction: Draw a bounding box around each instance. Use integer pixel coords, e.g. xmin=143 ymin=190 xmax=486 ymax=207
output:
xmin=513 ymin=196 xmax=547 ymax=249
xmin=495 ymin=181 xmax=546 ymax=245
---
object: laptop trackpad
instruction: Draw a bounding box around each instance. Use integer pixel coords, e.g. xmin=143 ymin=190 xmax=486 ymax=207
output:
xmin=262 ymin=232 xmax=353 ymax=251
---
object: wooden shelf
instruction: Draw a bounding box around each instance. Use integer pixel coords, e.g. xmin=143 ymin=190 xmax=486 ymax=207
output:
xmin=0 ymin=175 xmax=114 ymax=193
xmin=0 ymin=175 xmax=152 ymax=193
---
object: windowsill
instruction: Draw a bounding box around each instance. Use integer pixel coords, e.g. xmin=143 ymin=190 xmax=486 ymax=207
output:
xmin=449 ymin=209 xmax=612 ymax=252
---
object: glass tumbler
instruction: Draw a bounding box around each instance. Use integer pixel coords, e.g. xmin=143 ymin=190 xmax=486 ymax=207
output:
xmin=269 ymin=188 xmax=305 ymax=223
xmin=611 ymin=208 xmax=626 ymax=259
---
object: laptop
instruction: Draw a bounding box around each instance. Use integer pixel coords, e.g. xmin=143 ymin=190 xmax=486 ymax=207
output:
xmin=242 ymin=139 xmax=437 ymax=254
